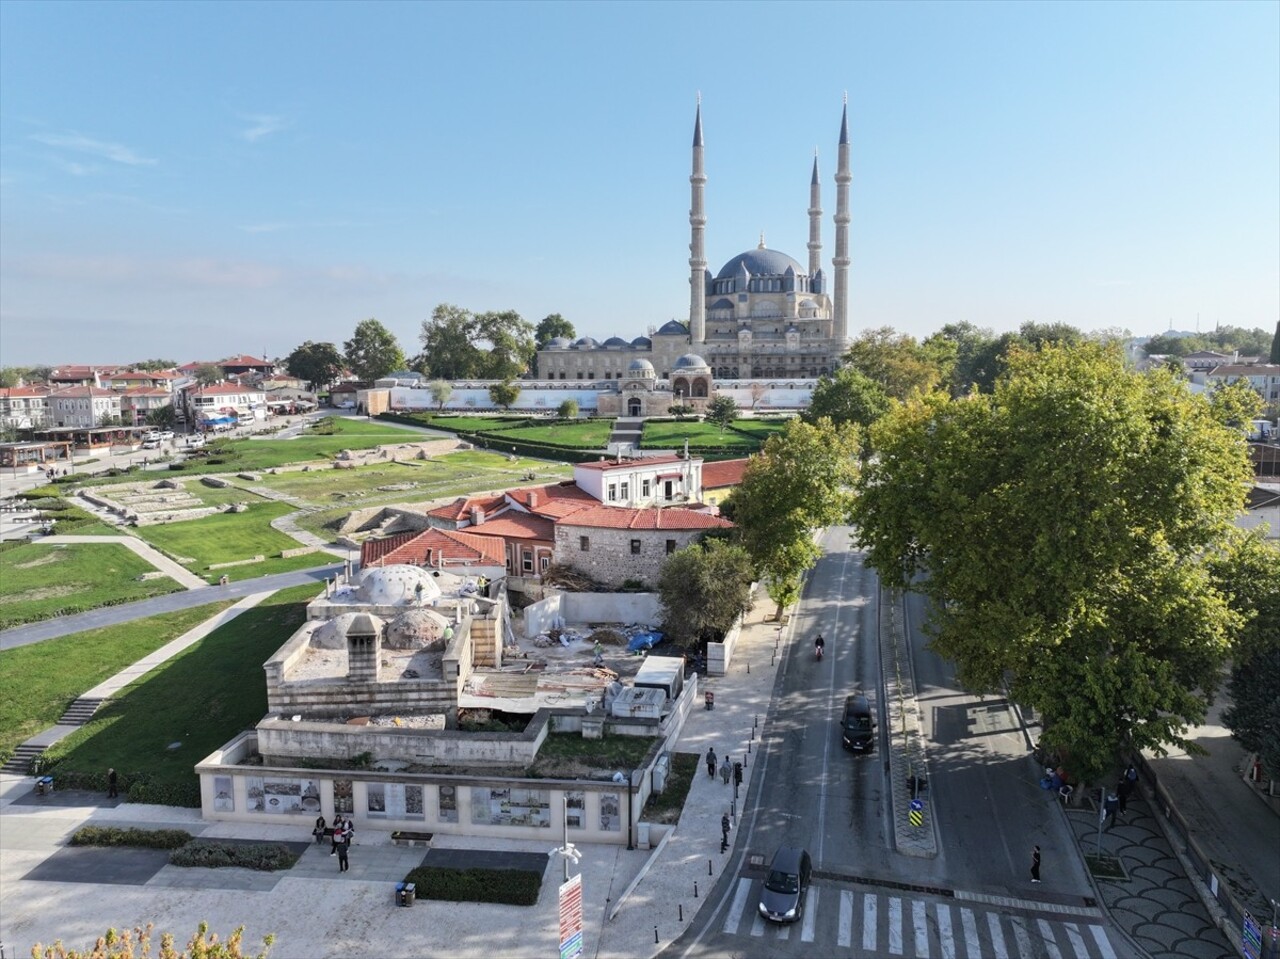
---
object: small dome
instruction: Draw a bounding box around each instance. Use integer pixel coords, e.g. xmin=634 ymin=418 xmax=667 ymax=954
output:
xmin=602 ymin=336 xmax=628 ymax=348
xmin=356 ymin=565 xmax=442 ymax=606
xmin=575 ymin=336 xmax=598 ymax=349
xmin=630 ymin=336 xmax=652 ymax=347
xmin=311 ymin=612 xmax=387 ymax=650
xmin=673 ymin=353 xmax=709 ymax=371
xmin=384 ymin=608 xmax=451 ymax=649
xmin=546 ymin=337 xmax=572 ymax=349
xmin=627 ymin=358 xmax=655 ymax=373
xmin=657 ymin=320 xmax=689 ymax=335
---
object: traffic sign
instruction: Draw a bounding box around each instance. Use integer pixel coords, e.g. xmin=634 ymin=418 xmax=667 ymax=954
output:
xmin=909 ymin=797 xmax=924 ymax=828
xmin=559 ymin=874 xmax=583 ymax=959
xmin=1242 ymin=911 xmax=1261 ymax=959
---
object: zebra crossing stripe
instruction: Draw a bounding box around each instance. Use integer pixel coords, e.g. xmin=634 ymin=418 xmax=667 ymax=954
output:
xmin=936 ymin=903 xmax=956 ymax=959
xmin=776 ymin=922 xmax=790 ymax=941
xmin=801 ymin=887 xmax=818 ymax=942
xmin=749 ymin=914 xmax=765 ymax=938
xmin=913 ymin=899 xmax=930 ymax=959
xmin=1091 ymin=923 xmax=1118 ymax=959
xmin=888 ymin=897 xmax=903 ymax=955
xmin=723 ymin=878 xmax=751 ymax=935
xmin=1010 ymin=916 xmax=1034 ymax=957
xmin=1064 ymin=922 xmax=1088 ymax=958
xmin=1038 ymin=918 xmax=1063 ymax=959
xmin=987 ymin=911 xmax=1009 ymax=959
xmin=837 ymin=890 xmax=853 ymax=948
xmin=863 ymin=892 xmax=877 ymax=951
xmin=960 ymin=907 xmax=980 ymax=956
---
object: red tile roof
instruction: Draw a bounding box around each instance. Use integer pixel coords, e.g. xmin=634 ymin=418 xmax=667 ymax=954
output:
xmin=701 ymin=458 xmax=750 ymax=489
xmin=0 ymin=387 xmax=49 ymax=398
xmin=366 ymin=528 xmax=506 ymax=568
xmin=428 ymin=493 xmax=508 ymax=522
xmin=555 ymin=505 xmax=732 ymax=531
xmin=506 ymin=482 xmax=596 ymax=518
xmin=221 ymin=354 xmax=270 ymax=367
xmin=467 ymin=513 xmax=555 ymax=541
xmin=48 ymin=386 xmax=119 ymax=398
xmin=189 ymin=383 xmax=266 ymax=396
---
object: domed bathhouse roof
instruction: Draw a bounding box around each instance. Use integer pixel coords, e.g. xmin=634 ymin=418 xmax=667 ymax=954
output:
xmin=673 ymin=353 xmax=710 ymax=371
xmin=602 ymin=336 xmax=629 ymax=348
xmin=657 ymin=320 xmax=689 ymax=335
xmin=310 ymin=612 xmax=387 ymax=650
xmin=546 ymin=337 xmax=573 ymax=349
xmin=384 ymin=608 xmax=451 ymax=649
xmin=355 ymin=564 xmax=442 ymax=606
xmin=715 ymin=247 xmax=805 ymax=279
xmin=627 ymin=358 xmax=656 ymax=374
xmin=630 ymin=336 xmax=652 ymax=347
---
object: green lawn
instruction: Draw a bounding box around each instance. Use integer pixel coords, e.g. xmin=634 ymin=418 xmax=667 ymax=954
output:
xmin=0 ymin=541 xmax=185 ymax=630
xmin=399 ymin=414 xmax=529 ymax=434
xmin=494 ymin=419 xmax=615 ymax=448
xmin=0 ymin=602 xmax=236 ymax=765
xmin=38 ymin=584 xmax=320 ymax=802
xmin=640 ymin=420 xmax=762 ymax=449
xmin=728 ymin=417 xmax=793 ymax=439
xmin=130 ymin=501 xmax=329 ymax=582
xmin=167 ymin=417 xmax=424 ymax=475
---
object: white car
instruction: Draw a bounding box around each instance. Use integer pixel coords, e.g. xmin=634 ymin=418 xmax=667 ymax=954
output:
xmin=158 ymin=430 xmax=175 ymax=440
xmin=142 ymin=438 xmax=162 ymax=450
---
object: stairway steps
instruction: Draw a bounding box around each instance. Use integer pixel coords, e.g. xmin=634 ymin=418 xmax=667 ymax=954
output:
xmin=1 ymin=744 xmax=47 ymax=775
xmin=57 ymin=698 xmax=105 ymax=726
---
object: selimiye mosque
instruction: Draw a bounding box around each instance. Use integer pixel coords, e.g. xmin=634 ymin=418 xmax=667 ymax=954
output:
xmin=538 ymin=100 xmax=855 ymax=417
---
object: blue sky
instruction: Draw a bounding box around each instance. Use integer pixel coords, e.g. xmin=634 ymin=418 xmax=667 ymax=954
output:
xmin=1 ymin=0 xmax=1276 ymax=366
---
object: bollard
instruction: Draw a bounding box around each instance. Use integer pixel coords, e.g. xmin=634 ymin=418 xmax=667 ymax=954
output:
xmin=747 ymin=661 xmax=750 ymax=674
xmin=755 ymin=714 xmax=759 ymax=729
xmin=679 ymin=904 xmax=683 ymax=922
xmin=771 ymin=651 xmax=776 ymax=666
xmin=731 ymin=800 xmax=736 ymax=819
xmin=748 ymin=740 xmax=752 ymax=755
xmin=709 ymin=859 xmax=713 ymax=876
xmin=654 ymin=926 xmax=659 ymax=945
xmin=750 ymin=726 xmax=754 ymax=742
xmin=694 ymin=881 xmax=699 ymax=898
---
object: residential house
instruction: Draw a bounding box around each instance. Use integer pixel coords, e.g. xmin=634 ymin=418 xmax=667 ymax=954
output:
xmin=47 ymin=365 xmax=119 ymax=388
xmin=554 ymin=504 xmax=732 ymax=588
xmin=0 ymin=386 xmax=51 ymax=430
xmin=573 ymin=454 xmax=703 ymax=507
xmin=119 ymin=387 xmax=175 ymax=427
xmin=361 ymin=527 xmax=507 ymax=576
xmin=1240 ymin=485 xmax=1280 ymax=540
xmin=181 ymin=382 xmax=268 ymax=429
xmin=1201 ymin=364 xmax=1280 ymax=405
xmin=47 ymin=387 xmax=123 ymax=428
xmin=700 ymin=457 xmax=750 ymax=509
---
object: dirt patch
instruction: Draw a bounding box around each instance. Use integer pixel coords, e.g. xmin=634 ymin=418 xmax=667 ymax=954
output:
xmin=11 ymin=553 xmax=63 ymax=570
xmin=0 ymin=584 xmax=79 ymax=605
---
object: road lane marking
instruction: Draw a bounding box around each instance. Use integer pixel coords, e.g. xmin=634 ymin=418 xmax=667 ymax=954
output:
xmin=1091 ymin=924 xmax=1118 ymax=959
xmin=723 ymin=878 xmax=751 ymax=934
xmin=1038 ymin=918 xmax=1062 ymax=959
xmin=888 ymin=897 xmax=903 ymax=954
xmin=838 ymin=890 xmax=853 ymax=948
xmin=862 ymin=893 xmax=878 ymax=951
xmin=960 ymin=907 xmax=979 ymax=956
xmin=801 ymin=887 xmax=819 ymax=942
xmin=987 ymin=912 xmax=1008 ymax=959
xmin=936 ymin=903 xmax=956 ymax=959
xmin=913 ymin=899 xmax=930 ymax=959
xmin=1063 ymin=922 xmax=1087 ymax=958
xmin=749 ymin=914 xmax=765 ymax=938
xmin=775 ymin=922 xmax=790 ymax=941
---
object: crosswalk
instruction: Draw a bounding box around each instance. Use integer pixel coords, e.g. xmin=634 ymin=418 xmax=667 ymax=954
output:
xmin=721 ymin=877 xmax=1118 ymax=958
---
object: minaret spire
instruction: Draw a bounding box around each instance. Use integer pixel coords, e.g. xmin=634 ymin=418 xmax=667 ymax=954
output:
xmin=688 ymin=99 xmax=707 ymax=345
xmin=808 ymin=149 xmax=822 ymax=278
xmin=833 ymin=97 xmax=851 ymax=345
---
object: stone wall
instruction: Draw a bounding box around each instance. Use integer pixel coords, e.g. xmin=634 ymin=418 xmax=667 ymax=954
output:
xmin=553 ymin=524 xmax=709 ymax=589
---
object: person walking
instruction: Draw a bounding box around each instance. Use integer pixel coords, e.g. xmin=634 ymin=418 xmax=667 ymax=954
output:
xmin=593 ymin=641 xmax=604 ymax=667
xmin=1114 ymin=779 xmax=1129 ymax=821
xmin=1030 ymin=845 xmax=1041 ymax=883
xmin=337 ymin=831 xmax=350 ymax=873
xmin=106 ymin=768 xmax=118 ymax=799
xmin=330 ymin=816 xmax=344 ymax=856
xmin=706 ymin=747 xmax=718 ymax=779
xmin=720 ymin=756 xmax=731 ymax=785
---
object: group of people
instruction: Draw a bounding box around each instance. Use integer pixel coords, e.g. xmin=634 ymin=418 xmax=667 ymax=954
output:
xmin=706 ymin=748 xmax=737 ymax=786
xmin=314 ymin=814 xmax=354 ymax=871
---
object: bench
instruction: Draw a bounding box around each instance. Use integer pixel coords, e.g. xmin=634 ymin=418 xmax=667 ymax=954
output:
xmin=35 ymin=775 xmax=53 ymax=795
xmin=390 ymin=831 xmax=433 ymax=848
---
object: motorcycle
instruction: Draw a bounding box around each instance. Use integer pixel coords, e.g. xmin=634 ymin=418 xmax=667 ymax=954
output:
xmin=815 ymin=642 xmax=824 ymax=661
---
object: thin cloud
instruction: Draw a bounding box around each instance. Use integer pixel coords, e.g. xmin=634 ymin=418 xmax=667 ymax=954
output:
xmin=239 ymin=114 xmax=286 ymax=142
xmin=30 ymin=132 xmax=157 ymax=166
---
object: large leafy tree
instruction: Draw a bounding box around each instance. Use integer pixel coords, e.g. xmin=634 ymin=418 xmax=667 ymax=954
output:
xmin=1270 ymin=320 xmax=1280 ymax=364
xmin=285 ymin=340 xmax=345 ymax=391
xmin=130 ymin=358 xmax=178 ymax=372
xmin=428 ymin=380 xmax=453 ymax=411
xmin=843 ymin=327 xmax=941 ymax=400
xmin=657 ymin=539 xmax=755 ymax=650
xmin=802 ymin=366 xmax=891 ymax=434
xmin=343 ymin=319 xmax=405 ymax=382
xmin=193 ymin=363 xmax=222 ymax=386
xmin=851 ymin=342 xmax=1253 ymax=783
xmin=705 ymin=394 xmax=739 ymax=433
xmin=474 ymin=309 xmax=536 ymax=380
xmin=488 ymin=381 xmax=520 ymax=410
xmin=416 ymin=304 xmax=535 ymax=381
xmin=730 ymin=417 xmax=860 ymax=618
xmin=534 ymin=313 xmax=576 ymax=349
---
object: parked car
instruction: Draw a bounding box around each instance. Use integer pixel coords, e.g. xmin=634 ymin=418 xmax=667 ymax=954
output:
xmin=758 ymin=846 xmax=812 ymax=923
xmin=142 ymin=438 xmax=162 ymax=450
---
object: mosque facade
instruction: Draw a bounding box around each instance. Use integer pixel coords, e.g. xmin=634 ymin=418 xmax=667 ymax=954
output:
xmin=537 ymin=101 xmax=854 ymax=403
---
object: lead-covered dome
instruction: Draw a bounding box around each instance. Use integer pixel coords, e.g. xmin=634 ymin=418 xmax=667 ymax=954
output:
xmin=546 ymin=337 xmax=572 ymax=349
xmin=627 ymin=358 xmax=655 ymax=374
xmin=602 ymin=336 xmax=628 ymax=348
xmin=575 ymin=336 xmax=598 ymax=349
xmin=630 ymin=336 xmax=652 ymax=347
xmin=716 ymin=248 xmax=804 ymax=279
xmin=673 ymin=353 xmax=709 ymax=371
xmin=356 ymin=565 xmax=442 ymax=606
xmin=657 ymin=320 xmax=689 ymax=335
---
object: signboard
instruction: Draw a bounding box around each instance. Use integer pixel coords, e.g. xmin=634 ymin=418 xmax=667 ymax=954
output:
xmin=1242 ymin=911 xmax=1261 ymax=959
xmin=559 ymin=873 xmax=583 ymax=959
xmin=909 ymin=797 xmax=924 ymax=828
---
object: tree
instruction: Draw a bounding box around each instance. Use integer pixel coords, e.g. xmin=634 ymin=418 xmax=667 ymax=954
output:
xmin=843 ymin=327 xmax=941 ymax=401
xmin=705 ymin=394 xmax=739 ymax=433
xmin=97 ymin=412 xmax=122 ymax=427
xmin=1208 ymin=378 xmax=1263 ymax=432
xmin=417 ymin=303 xmax=481 ymax=380
xmin=131 ymin=359 xmax=178 ymax=372
xmin=489 ymin=381 xmax=521 ymax=410
xmin=749 ymin=382 xmax=768 ymax=410
xmin=851 ymin=342 xmax=1253 ymax=783
xmin=343 ymin=319 xmax=405 ymax=382
xmin=802 ymin=366 xmax=891 ymax=435
xmin=0 ymin=366 xmax=31 ymax=387
xmin=657 ymin=539 xmax=755 ymax=650
xmin=923 ymin=322 xmax=999 ymax=397
xmin=144 ymin=405 xmax=177 ymax=429
xmin=1271 ymin=320 xmax=1280 ymax=364
xmin=285 ymin=341 xmax=345 ymax=391
xmin=428 ymin=380 xmax=453 ymax=412
xmin=33 ymin=921 xmax=275 ymax=959
xmin=474 ymin=310 xmax=536 ymax=380
xmin=731 ymin=417 xmax=860 ymax=619
xmin=193 ymin=364 xmax=222 ymax=386
xmin=557 ymin=398 xmax=579 ymax=419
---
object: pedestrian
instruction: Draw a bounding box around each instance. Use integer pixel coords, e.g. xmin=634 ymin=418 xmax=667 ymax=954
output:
xmin=720 ymin=756 xmax=731 ymax=785
xmin=1103 ymin=790 xmax=1120 ymax=829
xmin=1115 ymin=779 xmax=1129 ymax=820
xmin=1124 ymin=763 xmax=1138 ymax=789
xmin=593 ymin=641 xmax=604 ymax=667
xmin=337 ymin=833 xmax=350 ymax=872
xmin=330 ymin=816 xmax=344 ymax=856
xmin=706 ymin=747 xmax=718 ymax=779
xmin=1030 ymin=845 xmax=1041 ymax=883
xmin=313 ymin=814 xmax=328 ymax=845
xmin=106 ymin=767 xmax=118 ymax=799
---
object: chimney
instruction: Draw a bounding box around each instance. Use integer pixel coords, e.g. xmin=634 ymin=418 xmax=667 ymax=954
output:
xmin=470 ymin=506 xmax=485 ymax=526
xmin=345 ymin=614 xmax=381 ymax=683
xmin=527 ymin=491 xmax=538 ymax=509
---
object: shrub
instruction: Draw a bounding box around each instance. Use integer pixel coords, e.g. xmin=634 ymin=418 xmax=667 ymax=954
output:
xmin=70 ymin=825 xmax=192 ymax=849
xmin=169 ymin=839 xmax=300 ymax=871
xmin=404 ymin=865 xmax=542 ymax=905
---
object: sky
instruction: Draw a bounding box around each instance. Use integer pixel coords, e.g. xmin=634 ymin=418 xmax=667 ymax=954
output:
xmin=1 ymin=0 xmax=1277 ymax=367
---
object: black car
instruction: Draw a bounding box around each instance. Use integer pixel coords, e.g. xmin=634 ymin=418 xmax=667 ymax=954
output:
xmin=840 ymin=693 xmax=876 ymax=752
xmin=758 ymin=846 xmax=812 ymax=923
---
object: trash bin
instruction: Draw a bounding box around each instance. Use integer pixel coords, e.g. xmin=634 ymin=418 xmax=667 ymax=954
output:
xmin=396 ymin=882 xmax=415 ymax=907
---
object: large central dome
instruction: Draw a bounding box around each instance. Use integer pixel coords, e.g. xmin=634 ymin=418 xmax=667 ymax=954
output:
xmin=716 ymin=247 xmax=804 ymax=279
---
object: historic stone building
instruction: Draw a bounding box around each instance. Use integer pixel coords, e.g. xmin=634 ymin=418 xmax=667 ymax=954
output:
xmin=537 ymin=100 xmax=854 ymax=387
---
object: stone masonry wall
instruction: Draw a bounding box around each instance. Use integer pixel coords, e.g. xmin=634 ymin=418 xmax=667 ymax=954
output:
xmin=553 ymin=525 xmax=709 ymax=589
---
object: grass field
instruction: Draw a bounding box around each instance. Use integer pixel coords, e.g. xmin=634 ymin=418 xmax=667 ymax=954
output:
xmin=130 ymin=501 xmax=328 ymax=583
xmin=0 ymin=601 xmax=236 ymax=765
xmin=170 ymin=417 xmax=425 ymax=475
xmin=727 ymin=417 xmax=793 ymax=439
xmin=38 ymin=584 xmax=319 ymax=798
xmin=492 ymin=419 xmax=615 ymax=447
xmin=640 ymin=420 xmax=761 ymax=448
xmin=0 ymin=541 xmax=185 ymax=630
xmin=405 ymin=415 xmax=529 ymax=433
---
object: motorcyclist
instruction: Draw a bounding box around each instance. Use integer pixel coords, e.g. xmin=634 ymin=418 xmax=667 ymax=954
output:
xmin=814 ymin=633 xmax=825 ymax=657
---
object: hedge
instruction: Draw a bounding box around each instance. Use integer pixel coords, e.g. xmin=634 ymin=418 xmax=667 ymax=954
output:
xmin=70 ymin=826 xmax=192 ymax=849
xmin=404 ymin=865 xmax=543 ymax=905
xmin=35 ymin=767 xmax=203 ymax=808
xmin=169 ymin=839 xmax=300 ymax=871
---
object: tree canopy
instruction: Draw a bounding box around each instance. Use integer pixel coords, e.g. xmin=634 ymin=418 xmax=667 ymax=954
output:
xmin=705 ymin=394 xmax=739 ymax=432
xmin=416 ymin=304 xmax=535 ymax=381
xmin=729 ymin=417 xmax=860 ymax=618
xmin=488 ymin=381 xmax=521 ymax=410
xmin=802 ymin=365 xmax=891 ymax=434
xmin=534 ymin=313 xmax=576 ymax=349
xmin=192 ymin=363 xmax=222 ymax=386
xmin=285 ymin=340 xmax=345 ymax=390
xmin=428 ymin=380 xmax=453 ymax=411
xmin=843 ymin=327 xmax=941 ymax=400
xmin=851 ymin=342 xmax=1254 ymax=783
xmin=657 ymin=539 xmax=755 ymax=649
xmin=343 ymin=319 xmax=405 ymax=382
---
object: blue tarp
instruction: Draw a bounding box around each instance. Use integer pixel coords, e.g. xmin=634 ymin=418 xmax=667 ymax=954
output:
xmin=627 ymin=631 xmax=665 ymax=653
